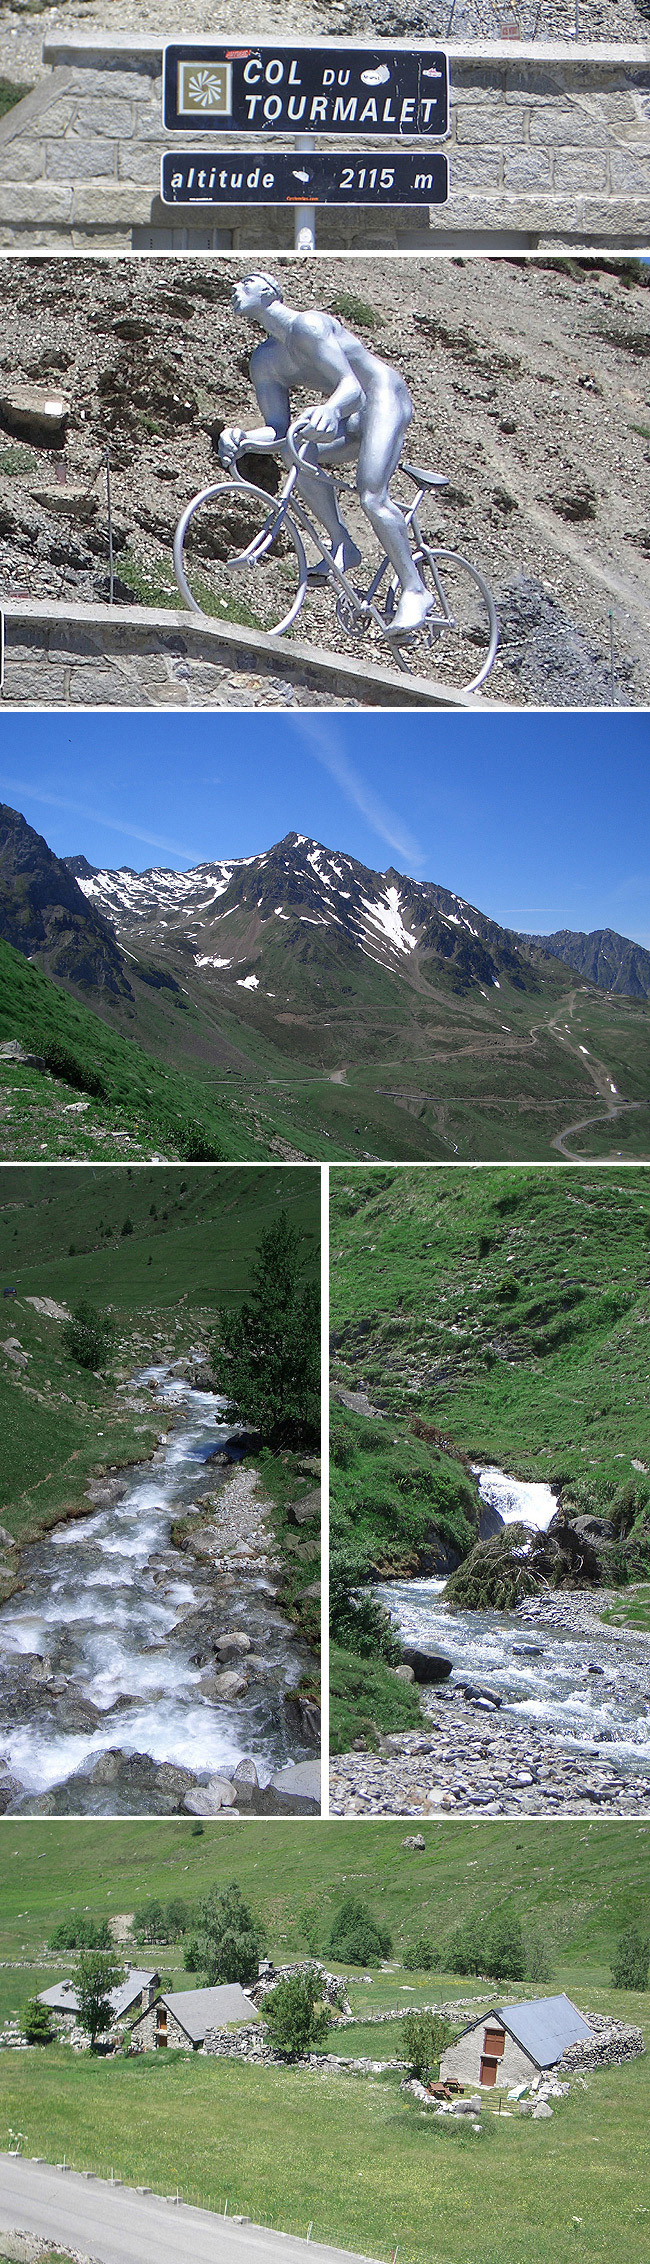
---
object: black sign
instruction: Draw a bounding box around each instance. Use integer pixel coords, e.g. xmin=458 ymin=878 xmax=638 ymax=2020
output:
xmin=161 ymin=149 xmax=448 ymax=206
xmin=162 ymin=44 xmax=448 ymax=138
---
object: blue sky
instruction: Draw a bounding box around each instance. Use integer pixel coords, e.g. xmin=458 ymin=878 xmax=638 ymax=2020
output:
xmin=1 ymin=709 xmax=648 ymax=944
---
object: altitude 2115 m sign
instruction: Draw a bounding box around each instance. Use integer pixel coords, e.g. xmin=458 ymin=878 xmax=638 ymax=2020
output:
xmin=162 ymin=45 xmax=449 ymax=138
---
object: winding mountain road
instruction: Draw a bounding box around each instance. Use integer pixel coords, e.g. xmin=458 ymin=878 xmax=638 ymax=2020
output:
xmin=538 ymin=987 xmax=645 ymax=1159
xmin=0 ymin=2156 xmax=378 ymax=2264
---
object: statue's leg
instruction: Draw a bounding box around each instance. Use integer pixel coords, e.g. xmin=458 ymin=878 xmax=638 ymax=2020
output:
xmin=356 ymin=386 xmax=433 ymax=634
xmin=280 ymin=441 xmax=362 ymax=573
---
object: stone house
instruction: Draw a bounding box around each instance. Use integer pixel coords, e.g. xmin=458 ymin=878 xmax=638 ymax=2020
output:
xmin=439 ymin=1995 xmax=593 ymax=2091
xmin=130 ymin=1982 xmax=260 ymax=2052
xmin=38 ymin=1967 xmax=159 ymax=2047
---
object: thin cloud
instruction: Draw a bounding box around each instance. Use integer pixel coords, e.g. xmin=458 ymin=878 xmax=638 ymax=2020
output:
xmin=291 ymin=717 xmax=425 ymax=869
xmin=0 ymin=778 xmax=196 ymax=861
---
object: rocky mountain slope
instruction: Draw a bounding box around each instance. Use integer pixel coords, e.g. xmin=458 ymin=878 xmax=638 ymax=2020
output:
xmin=0 ymin=803 xmax=132 ymax=996
xmin=528 ymin=927 xmax=650 ymax=1002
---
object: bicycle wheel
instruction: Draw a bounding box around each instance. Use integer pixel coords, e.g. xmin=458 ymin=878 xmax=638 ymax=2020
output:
xmin=173 ymin=481 xmax=308 ymax=638
xmin=382 ymin=542 xmax=499 ymax=694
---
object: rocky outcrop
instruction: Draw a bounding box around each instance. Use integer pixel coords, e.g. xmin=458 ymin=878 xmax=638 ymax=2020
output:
xmin=0 ymin=802 xmax=133 ymax=998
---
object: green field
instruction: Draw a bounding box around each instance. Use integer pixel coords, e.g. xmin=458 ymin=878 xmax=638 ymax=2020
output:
xmin=0 ymin=1164 xmax=319 ymax=1546
xmin=329 ymin=1167 xmax=650 ymax=1486
xmin=0 ymin=1820 xmax=648 ymax=2264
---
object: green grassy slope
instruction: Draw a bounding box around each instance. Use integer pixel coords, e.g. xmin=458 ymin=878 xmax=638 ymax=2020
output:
xmin=0 ymin=1165 xmax=319 ymax=1544
xmin=0 ymin=1821 xmax=648 ymax=2264
xmin=330 ymin=1167 xmax=650 ymax=1488
xmin=0 ymin=937 xmax=261 ymax=1160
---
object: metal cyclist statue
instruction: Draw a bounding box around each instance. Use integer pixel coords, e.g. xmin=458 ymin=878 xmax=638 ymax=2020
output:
xmin=219 ymin=271 xmax=434 ymax=639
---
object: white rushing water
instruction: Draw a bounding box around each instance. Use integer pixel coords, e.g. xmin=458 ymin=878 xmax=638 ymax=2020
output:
xmin=0 ymin=1367 xmax=307 ymax=1799
xmin=474 ymin=1464 xmax=559 ymax=1533
xmin=377 ymin=1463 xmax=650 ymax=1775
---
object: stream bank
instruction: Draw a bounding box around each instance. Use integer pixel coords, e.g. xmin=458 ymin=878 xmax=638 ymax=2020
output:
xmin=0 ymin=1363 xmax=320 ymax=1816
xmin=330 ymin=1462 xmax=650 ymax=1817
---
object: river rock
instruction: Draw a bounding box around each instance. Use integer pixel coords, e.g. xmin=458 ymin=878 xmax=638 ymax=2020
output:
xmin=270 ymin=1758 xmax=321 ymax=1807
xmin=212 ymin=1670 xmax=249 ymax=1698
xmin=184 ymin=1779 xmax=238 ymax=1815
xmin=287 ymin=1490 xmax=321 ymax=1527
xmin=214 ymin=1633 xmax=251 ymax=1658
xmin=401 ymin=1647 xmax=453 ymax=1685
xmin=283 ymin=1692 xmax=321 ymax=1745
xmin=0 ymin=1770 xmax=23 ymax=1812
xmin=395 ymin=1664 xmax=415 ymax=1683
xmin=233 ymin=1757 xmax=259 ymax=1786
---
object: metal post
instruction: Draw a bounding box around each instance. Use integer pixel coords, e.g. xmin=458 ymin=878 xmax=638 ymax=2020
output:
xmin=294 ymin=133 xmax=316 ymax=253
xmin=106 ymin=447 xmax=114 ymax=605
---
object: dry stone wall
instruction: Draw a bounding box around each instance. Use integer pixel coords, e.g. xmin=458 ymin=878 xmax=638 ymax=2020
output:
xmin=0 ymin=39 xmax=647 ymax=249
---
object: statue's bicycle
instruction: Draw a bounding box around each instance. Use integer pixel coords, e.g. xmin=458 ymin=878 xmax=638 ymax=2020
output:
xmin=173 ymin=422 xmax=499 ymax=694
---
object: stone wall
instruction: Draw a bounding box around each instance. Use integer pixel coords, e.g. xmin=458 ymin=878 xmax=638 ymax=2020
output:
xmin=0 ymin=598 xmax=478 ymax=711
xmin=0 ymin=39 xmax=647 ymax=249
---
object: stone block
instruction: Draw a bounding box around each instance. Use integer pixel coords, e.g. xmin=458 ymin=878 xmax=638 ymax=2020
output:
xmin=72 ymin=98 xmax=135 ymax=136
xmin=0 ymin=144 xmax=45 ymax=182
xmin=132 ymin=103 xmax=173 ymax=141
xmin=455 ymin=103 xmax=524 ymax=143
xmin=28 ymin=99 xmax=78 ymax=134
xmin=553 ymin=152 xmax=609 ymax=189
xmin=504 ymin=149 xmax=553 ymax=188
xmin=609 ymin=149 xmax=650 ymax=191
xmin=530 ymin=107 xmax=602 ymax=145
xmin=450 ymin=146 xmax=503 ymax=186
xmin=70 ymin=182 xmax=152 ymax=222
xmin=46 ymin=141 xmax=116 ymax=180
xmin=68 ymin=663 xmax=138 ymax=703
xmin=117 ymin=142 xmax=161 ymax=185
xmin=2 ymin=664 xmax=70 ymax=704
xmin=0 ymin=182 xmax=73 ymax=221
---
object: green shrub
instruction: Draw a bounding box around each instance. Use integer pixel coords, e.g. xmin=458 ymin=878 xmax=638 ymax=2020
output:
xmin=185 ymin=1882 xmax=263 ymax=1987
xmin=611 ymin=1926 xmax=650 ymax=1990
xmin=49 ymin=1915 xmax=112 ymax=1952
xmin=22 ymin=1997 xmax=56 ymax=2045
xmin=403 ymin=1934 xmax=438 ymax=1973
xmin=447 ymin=1908 xmax=526 ymax=1983
xmin=445 ymin=1528 xmax=539 ymax=1611
xmin=263 ymin=1970 xmax=331 ymax=2061
xmin=211 ymin=1210 xmax=319 ymax=1448
xmin=327 ymin=1896 xmax=392 ymax=1967
xmin=62 ymin=1301 xmax=115 ymax=1372
xmin=402 ymin=2010 xmax=452 ymax=2083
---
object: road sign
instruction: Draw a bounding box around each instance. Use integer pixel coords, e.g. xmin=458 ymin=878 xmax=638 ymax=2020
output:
xmin=161 ymin=149 xmax=449 ymax=206
xmin=162 ymin=45 xmax=449 ymax=138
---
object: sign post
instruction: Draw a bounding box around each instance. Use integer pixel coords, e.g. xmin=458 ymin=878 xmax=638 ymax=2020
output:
xmin=161 ymin=42 xmax=450 ymax=243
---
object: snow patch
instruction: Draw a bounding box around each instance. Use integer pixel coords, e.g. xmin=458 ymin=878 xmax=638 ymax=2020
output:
xmin=236 ymin=975 xmax=259 ymax=990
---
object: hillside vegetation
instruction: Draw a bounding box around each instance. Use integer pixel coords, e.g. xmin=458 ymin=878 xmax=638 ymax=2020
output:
xmin=0 ymin=1164 xmax=319 ymax=1547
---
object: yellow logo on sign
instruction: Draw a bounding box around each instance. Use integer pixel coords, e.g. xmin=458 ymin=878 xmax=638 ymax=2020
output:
xmin=177 ymin=61 xmax=232 ymax=114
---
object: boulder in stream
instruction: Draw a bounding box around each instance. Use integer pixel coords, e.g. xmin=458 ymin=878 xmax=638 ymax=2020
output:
xmin=401 ymin=1646 xmax=453 ymax=1685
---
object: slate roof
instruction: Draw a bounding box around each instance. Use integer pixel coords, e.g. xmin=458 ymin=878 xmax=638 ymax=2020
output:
xmin=39 ymin=1968 xmax=158 ymax=2018
xmin=146 ymin=1984 xmax=260 ymax=2042
xmin=495 ymin=1994 xmax=593 ymax=2067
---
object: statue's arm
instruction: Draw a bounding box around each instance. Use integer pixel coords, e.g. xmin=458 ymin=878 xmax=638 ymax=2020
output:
xmin=219 ymin=346 xmax=291 ymax=464
xmin=294 ymin=324 xmax=365 ymax=439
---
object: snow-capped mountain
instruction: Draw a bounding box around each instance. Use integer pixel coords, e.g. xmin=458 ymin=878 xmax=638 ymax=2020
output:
xmin=65 ymin=832 xmax=535 ymax=995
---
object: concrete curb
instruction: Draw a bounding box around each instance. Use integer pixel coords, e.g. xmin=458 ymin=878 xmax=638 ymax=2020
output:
xmin=0 ymin=597 xmax=499 ymax=709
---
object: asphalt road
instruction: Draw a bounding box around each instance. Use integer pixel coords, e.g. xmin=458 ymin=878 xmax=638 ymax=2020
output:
xmin=0 ymin=2155 xmax=379 ymax=2264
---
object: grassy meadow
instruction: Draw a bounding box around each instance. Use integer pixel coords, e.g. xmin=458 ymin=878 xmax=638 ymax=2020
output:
xmin=0 ymin=1164 xmax=319 ymax=1547
xmin=0 ymin=1820 xmax=648 ymax=2264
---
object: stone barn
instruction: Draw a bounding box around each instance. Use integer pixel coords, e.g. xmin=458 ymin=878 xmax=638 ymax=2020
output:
xmin=38 ymin=1967 xmax=159 ymax=2043
xmin=130 ymin=1982 xmax=260 ymax=2052
xmin=440 ymin=1995 xmax=593 ymax=2090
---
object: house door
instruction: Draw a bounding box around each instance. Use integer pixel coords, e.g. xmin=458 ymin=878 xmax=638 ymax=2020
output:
xmin=156 ymin=2008 xmax=168 ymax=2048
xmin=480 ymin=2056 xmax=498 ymax=2086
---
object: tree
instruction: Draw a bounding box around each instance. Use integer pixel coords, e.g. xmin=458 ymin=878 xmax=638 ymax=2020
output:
xmin=166 ymin=1896 xmax=191 ymax=1939
xmin=327 ymin=1896 xmax=392 ymax=1966
xmin=403 ymin=1933 xmax=437 ymax=1973
xmin=263 ymin=1971 xmax=331 ymax=2062
xmin=62 ymin=1300 xmax=114 ymax=1372
xmin=611 ymin=1927 xmax=650 ymax=1991
xmin=74 ymin=1952 xmax=124 ymax=2049
xmin=134 ymin=1898 xmax=166 ymax=1945
xmin=22 ymin=1997 xmax=56 ymax=2045
xmin=184 ymin=1883 xmax=262 ymax=1988
xmin=210 ymin=1210 xmax=320 ymax=1448
xmin=484 ymin=1909 xmax=526 ymax=1983
xmin=49 ymin=1915 xmax=112 ymax=1953
xmin=402 ymin=2010 xmax=452 ymax=2084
